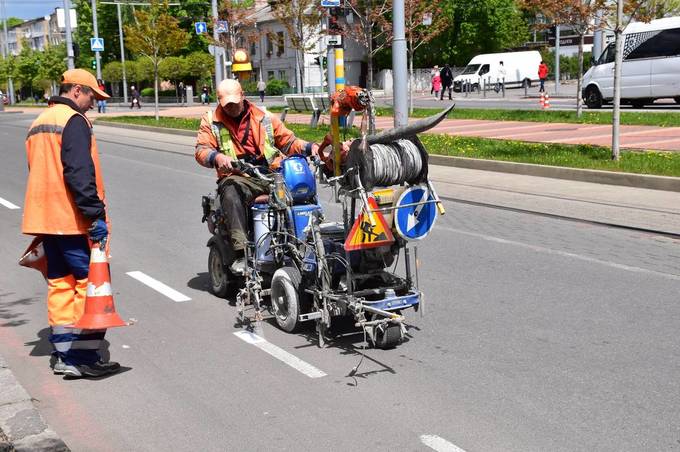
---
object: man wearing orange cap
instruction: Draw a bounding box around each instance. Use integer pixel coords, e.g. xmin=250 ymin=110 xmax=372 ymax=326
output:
xmin=22 ymin=69 xmax=120 ymax=378
xmin=195 ymin=79 xmax=319 ymax=273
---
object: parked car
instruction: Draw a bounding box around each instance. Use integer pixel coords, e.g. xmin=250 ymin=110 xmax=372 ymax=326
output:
xmin=582 ymin=16 xmax=680 ymax=108
xmin=453 ymin=51 xmax=542 ymax=92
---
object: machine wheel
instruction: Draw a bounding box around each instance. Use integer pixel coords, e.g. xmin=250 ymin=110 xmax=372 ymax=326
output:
xmin=208 ymin=243 xmax=233 ymax=298
xmin=373 ymin=322 xmax=403 ymax=349
xmin=271 ymin=267 xmax=304 ymax=333
xmin=371 ymin=313 xmax=403 ymax=349
xmin=585 ymin=86 xmax=603 ymax=109
xmin=631 ymin=99 xmax=647 ymax=109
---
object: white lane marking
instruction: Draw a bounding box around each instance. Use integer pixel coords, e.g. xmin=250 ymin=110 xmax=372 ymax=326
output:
xmin=0 ymin=196 xmax=20 ymax=209
xmin=420 ymin=435 xmax=467 ymax=452
xmin=125 ymin=271 xmax=191 ymax=302
xmin=440 ymin=226 xmax=680 ymax=282
xmin=233 ymin=331 xmax=327 ymax=378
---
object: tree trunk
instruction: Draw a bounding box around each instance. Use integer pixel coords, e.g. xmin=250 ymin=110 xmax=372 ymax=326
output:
xmin=408 ymin=50 xmax=414 ymax=115
xmin=576 ymin=33 xmax=584 ymax=118
xmin=611 ymin=15 xmax=624 ymax=160
xmin=154 ymin=65 xmax=159 ymax=121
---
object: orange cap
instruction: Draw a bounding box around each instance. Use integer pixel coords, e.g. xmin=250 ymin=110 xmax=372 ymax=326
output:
xmin=217 ymin=79 xmax=243 ymax=107
xmin=61 ymin=69 xmax=110 ymax=100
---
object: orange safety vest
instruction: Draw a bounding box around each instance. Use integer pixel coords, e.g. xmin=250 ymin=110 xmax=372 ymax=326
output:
xmin=22 ymin=103 xmax=106 ymax=235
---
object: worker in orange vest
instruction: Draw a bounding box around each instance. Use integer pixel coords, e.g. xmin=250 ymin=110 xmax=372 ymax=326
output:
xmin=22 ymin=69 xmax=121 ymax=378
xmin=194 ymin=79 xmax=319 ymax=273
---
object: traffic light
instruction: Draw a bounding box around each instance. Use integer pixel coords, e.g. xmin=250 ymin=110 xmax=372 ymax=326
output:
xmin=313 ymin=56 xmax=326 ymax=66
xmin=72 ymin=43 xmax=80 ymax=59
xmin=328 ymin=8 xmax=342 ymax=34
xmin=91 ymin=59 xmax=97 ymax=70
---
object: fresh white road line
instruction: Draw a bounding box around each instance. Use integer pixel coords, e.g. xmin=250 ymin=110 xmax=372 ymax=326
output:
xmin=0 ymin=196 xmax=20 ymax=210
xmin=125 ymin=271 xmax=191 ymax=302
xmin=233 ymin=331 xmax=327 ymax=378
xmin=440 ymin=225 xmax=680 ymax=282
xmin=420 ymin=435 xmax=467 ymax=452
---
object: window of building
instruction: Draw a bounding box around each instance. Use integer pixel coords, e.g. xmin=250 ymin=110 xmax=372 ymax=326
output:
xmin=277 ymin=31 xmax=284 ymax=57
xmin=278 ymin=69 xmax=286 ymax=81
xmin=267 ymin=71 xmax=275 ymax=80
xmin=266 ymin=34 xmax=273 ymax=58
xmin=250 ymin=41 xmax=256 ymax=56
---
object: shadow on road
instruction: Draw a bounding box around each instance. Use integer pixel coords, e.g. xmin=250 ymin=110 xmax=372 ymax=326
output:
xmin=0 ymin=292 xmax=38 ymax=328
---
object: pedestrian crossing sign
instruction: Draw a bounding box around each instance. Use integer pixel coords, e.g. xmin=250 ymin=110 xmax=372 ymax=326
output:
xmin=90 ymin=37 xmax=104 ymax=52
xmin=344 ymin=197 xmax=395 ymax=251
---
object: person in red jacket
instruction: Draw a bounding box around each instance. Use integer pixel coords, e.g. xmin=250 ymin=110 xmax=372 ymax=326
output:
xmin=538 ymin=61 xmax=549 ymax=93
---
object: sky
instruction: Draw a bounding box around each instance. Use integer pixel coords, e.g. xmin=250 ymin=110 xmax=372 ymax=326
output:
xmin=3 ymin=1 xmax=64 ymax=21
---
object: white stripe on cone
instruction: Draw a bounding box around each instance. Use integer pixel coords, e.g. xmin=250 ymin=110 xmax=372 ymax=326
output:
xmin=86 ymin=282 xmax=113 ymax=297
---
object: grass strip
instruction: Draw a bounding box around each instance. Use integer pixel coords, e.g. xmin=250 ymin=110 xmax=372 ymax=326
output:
xmin=97 ymin=116 xmax=680 ymax=177
xmin=268 ymin=105 xmax=680 ymax=127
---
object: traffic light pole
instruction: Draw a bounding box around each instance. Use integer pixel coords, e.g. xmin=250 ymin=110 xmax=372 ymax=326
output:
xmin=211 ymin=0 xmax=223 ymax=84
xmin=63 ymin=0 xmax=75 ymax=70
xmin=392 ymin=0 xmax=408 ymax=127
xmin=1 ymin=0 xmax=15 ymax=103
xmin=92 ymin=0 xmax=102 ymax=80
xmin=117 ymin=3 xmax=128 ymax=104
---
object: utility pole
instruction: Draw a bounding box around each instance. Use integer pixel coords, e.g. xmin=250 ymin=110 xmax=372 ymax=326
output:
xmin=211 ymin=0 xmax=222 ymax=83
xmin=611 ymin=0 xmax=623 ymax=160
xmin=117 ymin=3 xmax=127 ymax=103
xmin=392 ymin=0 xmax=408 ymax=127
xmin=1 ymin=0 xmax=15 ymax=103
xmin=92 ymin=0 xmax=102 ymax=79
xmin=554 ymin=24 xmax=560 ymax=95
xmin=64 ymin=0 xmax=75 ymax=70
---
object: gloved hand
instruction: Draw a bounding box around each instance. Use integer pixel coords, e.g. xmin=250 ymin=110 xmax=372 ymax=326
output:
xmin=88 ymin=219 xmax=108 ymax=244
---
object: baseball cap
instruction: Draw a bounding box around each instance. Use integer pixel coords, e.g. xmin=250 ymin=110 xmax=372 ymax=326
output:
xmin=217 ymin=79 xmax=243 ymax=107
xmin=61 ymin=69 xmax=110 ymax=100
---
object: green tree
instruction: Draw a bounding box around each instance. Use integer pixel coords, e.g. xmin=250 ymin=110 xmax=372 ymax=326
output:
xmin=38 ymin=44 xmax=68 ymax=94
xmin=73 ymin=0 xmax=126 ymax=67
xmin=186 ymin=51 xmax=214 ymax=80
xmin=125 ymin=0 xmax=190 ymax=119
xmin=14 ymin=42 xmax=42 ymax=97
xmin=103 ymin=61 xmax=124 ymax=83
xmin=159 ymin=56 xmax=189 ymax=100
xmin=423 ymin=0 xmax=529 ymax=67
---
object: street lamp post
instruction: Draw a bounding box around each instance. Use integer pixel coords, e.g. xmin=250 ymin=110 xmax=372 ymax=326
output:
xmin=63 ymin=0 xmax=75 ymax=70
xmin=92 ymin=0 xmax=102 ymax=80
xmin=392 ymin=0 xmax=408 ymax=127
xmin=117 ymin=2 xmax=127 ymax=104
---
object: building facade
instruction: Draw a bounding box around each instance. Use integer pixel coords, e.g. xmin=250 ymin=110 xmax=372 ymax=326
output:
xmin=1 ymin=8 xmax=77 ymax=55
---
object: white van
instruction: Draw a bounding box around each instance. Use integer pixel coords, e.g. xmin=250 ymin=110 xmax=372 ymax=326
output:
xmin=453 ymin=51 xmax=542 ymax=92
xmin=582 ymin=16 xmax=680 ymax=108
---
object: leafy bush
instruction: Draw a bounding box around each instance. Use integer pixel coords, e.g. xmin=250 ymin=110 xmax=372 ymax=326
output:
xmin=140 ymin=87 xmax=154 ymax=96
xmin=266 ymin=78 xmax=290 ymax=96
xmin=540 ymin=50 xmax=593 ymax=80
xmin=241 ymin=79 xmax=259 ymax=95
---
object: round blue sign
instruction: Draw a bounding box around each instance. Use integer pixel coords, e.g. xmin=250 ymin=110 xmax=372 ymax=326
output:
xmin=394 ymin=185 xmax=438 ymax=241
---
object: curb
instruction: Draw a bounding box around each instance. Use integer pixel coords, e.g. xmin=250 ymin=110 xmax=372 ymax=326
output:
xmin=95 ymin=120 xmax=680 ymax=193
xmin=429 ymin=155 xmax=680 ymax=193
xmin=0 ymin=354 xmax=69 ymax=451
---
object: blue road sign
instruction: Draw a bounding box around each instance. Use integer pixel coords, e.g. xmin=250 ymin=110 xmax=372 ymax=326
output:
xmin=321 ymin=0 xmax=341 ymax=6
xmin=195 ymin=22 xmax=207 ymax=34
xmin=394 ymin=185 xmax=438 ymax=241
xmin=216 ymin=20 xmax=228 ymax=34
xmin=90 ymin=37 xmax=104 ymax=52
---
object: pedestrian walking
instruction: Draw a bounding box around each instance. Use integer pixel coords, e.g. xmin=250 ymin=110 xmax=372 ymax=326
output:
xmin=495 ymin=61 xmax=506 ymax=93
xmin=432 ymin=72 xmax=442 ymax=99
xmin=22 ymin=69 xmax=121 ymax=378
xmin=257 ymin=79 xmax=266 ymax=103
xmin=430 ymin=65 xmax=439 ymax=95
xmin=538 ymin=60 xmax=549 ymax=93
xmin=201 ymin=85 xmax=210 ymax=105
xmin=96 ymin=79 xmax=107 ymax=114
xmin=178 ymin=81 xmax=186 ymax=104
xmin=130 ymin=85 xmax=141 ymax=109
xmin=439 ymin=64 xmax=453 ymax=100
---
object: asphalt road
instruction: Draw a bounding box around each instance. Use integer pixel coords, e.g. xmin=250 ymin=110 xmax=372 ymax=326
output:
xmin=1 ymin=112 xmax=680 ymax=451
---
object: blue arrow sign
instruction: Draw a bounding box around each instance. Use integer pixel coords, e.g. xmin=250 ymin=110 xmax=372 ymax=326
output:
xmin=321 ymin=0 xmax=341 ymax=6
xmin=195 ymin=22 xmax=207 ymax=34
xmin=394 ymin=185 xmax=438 ymax=241
xmin=90 ymin=37 xmax=104 ymax=52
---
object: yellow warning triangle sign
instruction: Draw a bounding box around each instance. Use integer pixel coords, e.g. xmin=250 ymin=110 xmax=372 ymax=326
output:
xmin=344 ymin=197 xmax=395 ymax=251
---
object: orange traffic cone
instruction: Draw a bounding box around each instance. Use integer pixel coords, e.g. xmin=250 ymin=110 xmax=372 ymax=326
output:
xmin=539 ymin=92 xmax=545 ymax=109
xmin=74 ymin=244 xmax=127 ymax=329
xmin=544 ymin=94 xmax=551 ymax=109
